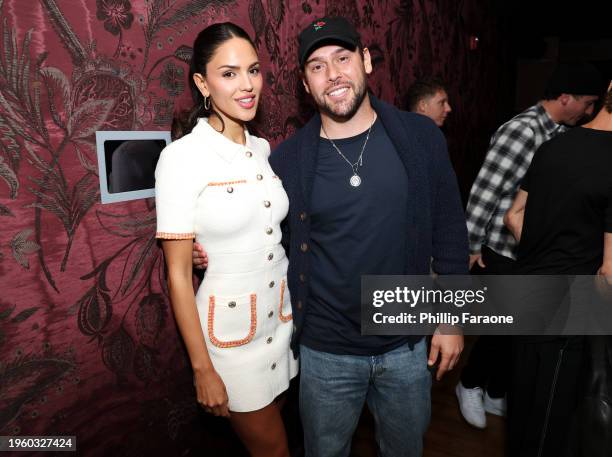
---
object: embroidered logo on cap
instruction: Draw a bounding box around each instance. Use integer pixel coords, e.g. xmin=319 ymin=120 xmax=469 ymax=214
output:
xmin=313 ymin=21 xmax=326 ymax=31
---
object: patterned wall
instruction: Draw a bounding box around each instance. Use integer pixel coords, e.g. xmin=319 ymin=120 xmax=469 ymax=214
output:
xmin=0 ymin=0 xmax=506 ymax=454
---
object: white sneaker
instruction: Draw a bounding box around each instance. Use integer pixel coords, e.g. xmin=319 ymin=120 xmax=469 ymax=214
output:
xmin=484 ymin=391 xmax=507 ymax=417
xmin=455 ymin=382 xmax=486 ymax=428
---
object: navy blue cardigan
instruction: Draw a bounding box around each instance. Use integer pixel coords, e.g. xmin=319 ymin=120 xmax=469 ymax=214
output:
xmin=269 ymin=96 xmax=469 ymax=354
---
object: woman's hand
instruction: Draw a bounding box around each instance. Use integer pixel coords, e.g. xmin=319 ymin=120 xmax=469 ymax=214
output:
xmin=194 ymin=368 xmax=230 ymax=417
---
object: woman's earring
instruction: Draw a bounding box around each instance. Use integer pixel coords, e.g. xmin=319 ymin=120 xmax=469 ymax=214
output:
xmin=203 ymin=96 xmax=210 ymax=110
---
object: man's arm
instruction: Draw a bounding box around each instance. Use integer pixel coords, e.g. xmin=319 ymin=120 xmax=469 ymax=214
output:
xmin=426 ymin=124 xmax=467 ymax=380
xmin=429 ymin=127 xmax=469 ymax=275
xmin=601 ymin=187 xmax=612 ymax=277
xmin=465 ymin=123 xmax=535 ymax=262
xmin=599 ymin=232 xmax=612 ymax=277
xmin=504 ymin=189 xmax=528 ymax=242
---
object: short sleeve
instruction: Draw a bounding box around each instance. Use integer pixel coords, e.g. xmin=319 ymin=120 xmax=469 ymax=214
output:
xmin=154 ymin=143 xmax=203 ymax=239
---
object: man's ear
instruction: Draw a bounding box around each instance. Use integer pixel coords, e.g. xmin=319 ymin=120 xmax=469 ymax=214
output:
xmin=362 ymin=47 xmax=373 ymax=75
xmin=301 ymin=74 xmax=311 ymax=95
xmin=558 ymin=93 xmax=571 ymax=106
xmin=417 ymin=99 xmax=428 ymax=114
xmin=193 ymin=73 xmax=209 ymax=97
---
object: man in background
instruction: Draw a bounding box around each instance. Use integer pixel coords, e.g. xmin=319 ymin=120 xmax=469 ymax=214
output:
xmin=457 ymin=62 xmax=602 ymax=429
xmin=503 ymin=81 xmax=612 ymax=457
xmin=406 ymin=78 xmax=452 ymax=127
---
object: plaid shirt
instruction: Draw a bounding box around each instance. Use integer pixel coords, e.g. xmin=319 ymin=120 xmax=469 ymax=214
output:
xmin=466 ymin=103 xmax=567 ymax=259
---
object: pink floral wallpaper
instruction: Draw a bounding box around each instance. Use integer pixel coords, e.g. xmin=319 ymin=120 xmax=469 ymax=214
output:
xmin=0 ymin=0 xmax=505 ymax=454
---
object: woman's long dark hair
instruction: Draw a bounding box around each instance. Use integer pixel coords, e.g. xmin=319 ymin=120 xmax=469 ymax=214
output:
xmin=172 ymin=22 xmax=256 ymax=140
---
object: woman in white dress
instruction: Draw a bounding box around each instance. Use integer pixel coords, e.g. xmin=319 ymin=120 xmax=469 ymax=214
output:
xmin=155 ymin=23 xmax=297 ymax=457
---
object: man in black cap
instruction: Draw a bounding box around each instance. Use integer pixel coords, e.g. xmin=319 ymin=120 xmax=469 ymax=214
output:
xmin=456 ymin=62 xmax=602 ymax=430
xmin=270 ymin=16 xmax=467 ymax=457
xmin=466 ymin=62 xmax=601 ymax=275
xmin=193 ymin=16 xmax=468 ymax=456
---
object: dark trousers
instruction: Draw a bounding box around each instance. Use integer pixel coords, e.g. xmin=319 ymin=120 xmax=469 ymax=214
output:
xmin=460 ymin=246 xmax=513 ymax=398
xmin=508 ymin=336 xmax=584 ymax=457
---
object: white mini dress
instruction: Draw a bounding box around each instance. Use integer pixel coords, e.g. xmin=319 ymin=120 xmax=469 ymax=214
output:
xmin=155 ymin=118 xmax=298 ymax=412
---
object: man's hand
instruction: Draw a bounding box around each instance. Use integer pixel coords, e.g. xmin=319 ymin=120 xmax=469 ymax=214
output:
xmin=599 ymin=233 xmax=612 ymax=283
xmin=469 ymin=254 xmax=485 ymax=270
xmin=599 ymin=263 xmax=612 ymax=276
xmin=193 ymin=242 xmax=208 ymax=270
xmin=597 ymin=262 xmax=612 ymax=286
xmin=428 ymin=331 xmax=464 ymax=381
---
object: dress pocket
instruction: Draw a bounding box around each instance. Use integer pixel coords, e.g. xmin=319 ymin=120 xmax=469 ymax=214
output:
xmin=207 ymin=293 xmax=257 ymax=348
xmin=278 ymin=280 xmax=292 ymax=323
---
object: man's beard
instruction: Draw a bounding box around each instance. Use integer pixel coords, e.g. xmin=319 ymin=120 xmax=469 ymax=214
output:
xmin=313 ymin=75 xmax=368 ymax=121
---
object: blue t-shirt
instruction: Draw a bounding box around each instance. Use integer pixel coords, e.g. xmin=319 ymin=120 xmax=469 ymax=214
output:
xmin=301 ymin=118 xmax=410 ymax=355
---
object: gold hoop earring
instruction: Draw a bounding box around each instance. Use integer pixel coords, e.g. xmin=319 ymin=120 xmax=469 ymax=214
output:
xmin=203 ymin=96 xmax=210 ymax=110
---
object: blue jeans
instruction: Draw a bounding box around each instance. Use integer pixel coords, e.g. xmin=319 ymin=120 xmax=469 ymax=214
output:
xmin=299 ymin=339 xmax=431 ymax=457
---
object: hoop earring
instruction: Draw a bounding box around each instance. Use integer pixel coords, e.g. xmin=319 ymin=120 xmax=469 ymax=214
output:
xmin=203 ymin=96 xmax=210 ymax=110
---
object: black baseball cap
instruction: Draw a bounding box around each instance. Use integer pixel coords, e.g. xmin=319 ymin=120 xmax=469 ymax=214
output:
xmin=545 ymin=62 xmax=603 ymax=96
xmin=298 ymin=16 xmax=361 ymax=67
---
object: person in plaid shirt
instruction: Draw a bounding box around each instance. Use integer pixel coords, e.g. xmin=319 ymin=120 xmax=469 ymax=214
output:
xmin=455 ymin=62 xmax=602 ymax=430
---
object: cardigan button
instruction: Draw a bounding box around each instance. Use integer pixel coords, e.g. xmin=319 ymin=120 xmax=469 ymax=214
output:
xmin=299 ymin=212 xmax=307 ymax=221
xmin=268 ymin=253 xmax=274 ymax=261
xmin=299 ymin=273 xmax=306 ymax=283
xmin=266 ymin=227 xmax=273 ymax=235
xmin=269 ymin=281 xmax=275 ymax=288
xmin=268 ymin=310 xmax=274 ymax=318
xmin=296 ymin=301 xmax=302 ymax=310
xmin=267 ymin=337 xmax=273 ymax=344
xmin=246 ymin=151 xmax=253 ymax=158
xmin=228 ymin=301 xmax=236 ymax=308
xmin=226 ymin=187 xmax=234 ymax=193
xmin=256 ymin=174 xmax=263 ymax=180
xmin=271 ymin=363 xmax=277 ymax=370
xmin=300 ymin=243 xmax=308 ymax=252
xmin=264 ymin=200 xmax=271 ymax=208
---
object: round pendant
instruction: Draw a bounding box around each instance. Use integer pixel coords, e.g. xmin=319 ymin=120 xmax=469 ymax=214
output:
xmin=349 ymin=174 xmax=361 ymax=187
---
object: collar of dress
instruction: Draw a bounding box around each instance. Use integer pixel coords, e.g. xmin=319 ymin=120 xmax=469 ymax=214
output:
xmin=192 ymin=117 xmax=256 ymax=163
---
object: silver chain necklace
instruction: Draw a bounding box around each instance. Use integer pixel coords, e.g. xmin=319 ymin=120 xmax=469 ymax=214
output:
xmin=321 ymin=113 xmax=376 ymax=187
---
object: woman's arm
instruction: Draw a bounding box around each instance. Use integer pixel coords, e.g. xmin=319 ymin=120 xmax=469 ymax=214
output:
xmin=162 ymin=239 xmax=229 ymax=417
xmin=504 ymin=189 xmax=528 ymax=242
